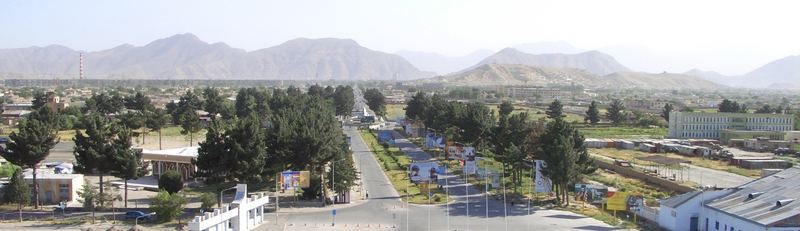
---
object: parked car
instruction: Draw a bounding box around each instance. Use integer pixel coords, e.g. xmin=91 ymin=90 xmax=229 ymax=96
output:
xmin=125 ymin=211 xmax=154 ymax=221
xmin=774 ymin=148 xmax=796 ymax=156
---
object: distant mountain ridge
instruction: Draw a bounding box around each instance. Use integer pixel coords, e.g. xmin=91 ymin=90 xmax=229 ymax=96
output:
xmin=0 ymin=33 xmax=432 ymax=80
xmin=472 ymin=48 xmax=630 ymax=75
xmin=428 ymin=63 xmax=723 ymax=90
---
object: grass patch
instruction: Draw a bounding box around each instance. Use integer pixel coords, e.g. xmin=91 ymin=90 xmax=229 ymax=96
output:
xmin=359 ymin=130 xmax=451 ymax=204
xmin=386 ymin=104 xmax=406 ymax=121
xmin=578 ymin=126 xmax=667 ymax=139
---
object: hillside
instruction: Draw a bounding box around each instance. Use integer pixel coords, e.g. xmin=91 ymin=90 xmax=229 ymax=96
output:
xmin=395 ymin=49 xmax=493 ymax=75
xmin=472 ymin=48 xmax=630 ymax=75
xmin=601 ymin=72 xmax=726 ymax=90
xmin=0 ymin=33 xmax=432 ymax=80
xmin=425 ymin=63 xmax=725 ymax=90
xmin=740 ymin=55 xmax=800 ymax=88
xmin=427 ymin=63 xmax=598 ymax=86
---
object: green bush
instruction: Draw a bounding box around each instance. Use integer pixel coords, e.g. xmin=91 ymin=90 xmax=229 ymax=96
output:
xmin=199 ymin=192 xmax=217 ymax=212
xmin=150 ymin=190 xmax=186 ymax=223
xmin=158 ymin=171 xmax=184 ymax=194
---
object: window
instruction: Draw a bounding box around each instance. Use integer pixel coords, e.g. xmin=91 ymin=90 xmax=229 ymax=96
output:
xmin=715 ymin=221 xmax=719 ymax=230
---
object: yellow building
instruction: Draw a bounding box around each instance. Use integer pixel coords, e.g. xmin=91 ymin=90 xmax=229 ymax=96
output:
xmin=24 ymin=173 xmax=84 ymax=205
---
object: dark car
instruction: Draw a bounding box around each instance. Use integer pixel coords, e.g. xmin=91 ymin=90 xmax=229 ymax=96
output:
xmin=125 ymin=211 xmax=154 ymax=221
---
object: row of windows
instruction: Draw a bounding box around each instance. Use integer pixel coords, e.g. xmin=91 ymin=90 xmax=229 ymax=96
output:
xmin=680 ymin=125 xmax=792 ymax=131
xmin=682 ymin=116 xmax=792 ymax=124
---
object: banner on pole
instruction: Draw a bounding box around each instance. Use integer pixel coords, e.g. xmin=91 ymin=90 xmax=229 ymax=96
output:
xmin=534 ymin=160 xmax=552 ymax=193
xmin=410 ymin=161 xmax=440 ymax=183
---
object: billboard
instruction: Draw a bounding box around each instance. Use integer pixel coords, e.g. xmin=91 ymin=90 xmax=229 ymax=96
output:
xmin=446 ymin=144 xmax=475 ymax=161
xmin=410 ymin=161 xmax=439 ymax=182
xmin=463 ymin=160 xmax=477 ymax=175
xmin=424 ymin=132 xmax=445 ymax=149
xmin=281 ymin=171 xmax=310 ymax=190
xmin=574 ymin=184 xmax=609 ymax=204
xmin=606 ymin=191 xmax=630 ymax=211
xmin=534 ymin=160 xmax=552 ymax=193
xmin=378 ymin=130 xmax=395 ymax=145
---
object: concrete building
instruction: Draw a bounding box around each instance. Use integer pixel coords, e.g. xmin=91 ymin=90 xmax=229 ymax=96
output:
xmin=188 ymin=184 xmax=270 ymax=231
xmin=657 ymin=189 xmax=733 ymax=231
xmin=701 ymin=166 xmax=800 ymax=231
xmin=624 ymin=99 xmax=666 ymax=111
xmin=23 ymin=173 xmax=84 ymax=204
xmin=507 ymin=87 xmax=568 ymax=100
xmin=1 ymin=110 xmax=31 ymax=125
xmin=668 ymin=112 xmax=794 ymax=140
xmin=140 ymin=146 xmax=198 ymax=180
xmin=44 ymin=91 xmax=69 ymax=112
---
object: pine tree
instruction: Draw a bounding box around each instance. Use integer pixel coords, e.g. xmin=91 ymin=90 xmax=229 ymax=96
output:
xmin=4 ymin=169 xmax=30 ymax=222
xmin=77 ymin=179 xmax=100 ymax=223
xmin=175 ymin=90 xmax=203 ymax=145
xmin=585 ymin=101 xmax=600 ymax=125
xmin=498 ymin=101 xmax=514 ymax=119
xmin=546 ymin=100 xmax=564 ymax=119
xmin=606 ymin=99 xmax=626 ymax=125
xmin=538 ymin=119 xmax=595 ymax=206
xmin=364 ymin=88 xmax=387 ymax=117
xmin=73 ymin=113 xmax=116 ymax=206
xmin=194 ymin=119 xmax=230 ymax=182
xmin=109 ymin=127 xmax=144 ymax=208
xmin=0 ymin=114 xmax=59 ymax=209
xmin=333 ymin=85 xmax=354 ymax=117
xmin=202 ymin=87 xmax=226 ymax=118
xmin=405 ymin=91 xmax=430 ymax=121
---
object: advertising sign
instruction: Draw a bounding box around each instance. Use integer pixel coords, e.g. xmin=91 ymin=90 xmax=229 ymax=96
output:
xmin=425 ymin=132 xmax=445 ymax=149
xmin=606 ymin=191 xmax=630 ymax=211
xmin=281 ymin=171 xmax=310 ymax=189
xmin=410 ymin=161 xmax=439 ymax=182
xmin=463 ymin=160 xmax=477 ymax=175
xmin=534 ymin=160 xmax=552 ymax=193
xmin=446 ymin=144 xmax=475 ymax=161
xmin=378 ymin=130 xmax=395 ymax=145
xmin=574 ymin=184 xmax=609 ymax=204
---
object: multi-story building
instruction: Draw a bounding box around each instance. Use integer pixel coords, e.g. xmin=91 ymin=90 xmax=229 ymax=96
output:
xmin=623 ymin=99 xmax=666 ymax=111
xmin=668 ymin=112 xmax=794 ymax=140
xmin=507 ymin=87 xmax=568 ymax=100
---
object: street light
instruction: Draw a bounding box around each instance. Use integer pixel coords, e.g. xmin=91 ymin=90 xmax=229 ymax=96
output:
xmin=331 ymin=158 xmax=348 ymax=204
xmin=219 ymin=186 xmax=237 ymax=210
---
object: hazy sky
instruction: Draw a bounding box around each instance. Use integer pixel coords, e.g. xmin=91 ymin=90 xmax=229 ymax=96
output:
xmin=2 ymin=0 xmax=799 ymax=75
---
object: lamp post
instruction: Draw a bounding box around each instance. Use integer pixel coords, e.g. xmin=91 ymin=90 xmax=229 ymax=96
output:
xmin=331 ymin=159 xmax=348 ymax=204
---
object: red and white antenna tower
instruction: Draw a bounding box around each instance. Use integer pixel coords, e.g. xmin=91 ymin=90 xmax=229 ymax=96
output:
xmin=79 ymin=53 xmax=84 ymax=80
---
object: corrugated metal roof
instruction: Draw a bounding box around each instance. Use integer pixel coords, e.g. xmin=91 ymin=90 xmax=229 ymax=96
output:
xmin=705 ymin=166 xmax=800 ymax=226
xmin=660 ymin=190 xmax=702 ymax=208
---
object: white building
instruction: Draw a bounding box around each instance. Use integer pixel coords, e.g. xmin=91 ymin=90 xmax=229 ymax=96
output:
xmin=657 ymin=189 xmax=733 ymax=231
xmin=140 ymin=146 xmax=198 ymax=180
xmin=188 ymin=184 xmax=271 ymax=231
xmin=700 ymin=166 xmax=800 ymax=231
xmin=668 ymin=112 xmax=794 ymax=140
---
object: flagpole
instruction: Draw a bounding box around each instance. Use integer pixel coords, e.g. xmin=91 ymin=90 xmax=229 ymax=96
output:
xmin=485 ymin=159 xmax=489 ymax=231
xmin=446 ymin=164 xmax=450 ymax=231
xmin=502 ymin=163 xmax=508 ymax=231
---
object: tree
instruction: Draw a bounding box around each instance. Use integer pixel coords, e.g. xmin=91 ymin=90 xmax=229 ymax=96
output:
xmin=662 ymin=103 xmax=674 ymax=121
xmin=73 ymin=113 xmax=116 ymax=206
xmin=0 ymin=113 xmax=59 ymax=209
xmin=718 ymin=99 xmax=734 ymax=113
xmin=195 ymin=115 xmax=268 ymax=183
xmin=150 ymin=190 xmax=186 ymax=223
xmin=308 ymin=85 xmax=325 ymax=97
xmin=194 ymin=119 xmax=230 ymax=182
xmin=364 ymin=88 xmax=387 ymax=117
xmin=175 ymin=90 xmax=203 ymax=145
xmin=234 ymin=87 xmax=270 ymax=119
xmin=4 ymin=169 xmax=30 ymax=222
xmin=31 ymin=91 xmax=47 ymax=110
xmin=756 ymin=104 xmax=774 ymax=114
xmin=458 ymin=102 xmax=496 ymax=148
xmin=546 ymin=100 xmax=564 ymax=119
xmin=199 ymin=192 xmax=217 ymax=212
xmin=492 ymin=112 xmax=531 ymax=193
xmin=499 ymin=101 xmax=514 ymax=119
xmin=146 ymin=108 xmax=170 ymax=150
xmin=606 ymin=99 xmax=626 ymax=125
xmin=109 ymin=127 xmax=144 ymax=208
xmin=77 ymin=179 xmax=99 ymax=223
xmin=405 ymin=91 xmax=430 ymax=121
xmin=202 ymin=87 xmax=226 ymax=119
xmin=84 ymin=92 xmax=125 ymax=115
xmin=124 ymin=91 xmax=153 ymax=111
xmin=333 ymin=85 xmax=354 ymax=117
xmin=158 ymin=170 xmax=184 ymax=194
xmin=585 ymin=101 xmax=600 ymax=125
xmin=538 ymin=119 xmax=595 ymax=206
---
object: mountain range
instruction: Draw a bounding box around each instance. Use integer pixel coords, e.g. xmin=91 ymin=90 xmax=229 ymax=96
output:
xmin=0 ymin=33 xmax=431 ymax=80
xmin=0 ymin=34 xmax=798 ymax=89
